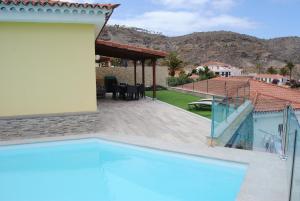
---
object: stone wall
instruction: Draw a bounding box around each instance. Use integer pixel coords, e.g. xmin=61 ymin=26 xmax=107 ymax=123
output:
xmin=96 ymin=66 xmax=168 ymax=87
xmin=0 ymin=113 xmax=101 ymax=140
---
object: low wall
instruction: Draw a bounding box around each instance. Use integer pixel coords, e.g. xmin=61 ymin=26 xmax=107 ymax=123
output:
xmin=96 ymin=66 xmax=168 ymax=87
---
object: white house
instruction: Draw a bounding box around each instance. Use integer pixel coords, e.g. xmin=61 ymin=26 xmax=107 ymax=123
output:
xmin=196 ymin=61 xmax=242 ymax=77
xmin=254 ymin=74 xmax=288 ymax=85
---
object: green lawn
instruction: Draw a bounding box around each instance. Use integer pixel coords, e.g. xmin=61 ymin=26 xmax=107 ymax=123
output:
xmin=145 ymin=90 xmax=211 ymax=119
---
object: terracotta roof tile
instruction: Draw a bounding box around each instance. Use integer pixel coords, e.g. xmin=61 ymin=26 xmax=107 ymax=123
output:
xmin=96 ymin=39 xmax=168 ymax=58
xmin=215 ymin=77 xmax=300 ymax=112
xmin=180 ymin=76 xmax=300 ymax=112
xmin=0 ymin=0 xmax=120 ymax=9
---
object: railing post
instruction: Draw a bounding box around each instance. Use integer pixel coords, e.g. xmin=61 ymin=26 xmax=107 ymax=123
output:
xmin=224 ymin=81 xmax=227 ymax=96
xmin=206 ymin=79 xmax=209 ymax=93
xmin=193 ymin=80 xmax=195 ymax=92
xmin=243 ymin=84 xmax=246 ymax=102
xmin=289 ymin=129 xmax=297 ymax=201
xmin=210 ymin=96 xmax=215 ymax=146
xmin=225 ymin=97 xmax=229 ymax=120
xmin=281 ymin=106 xmax=290 ymax=160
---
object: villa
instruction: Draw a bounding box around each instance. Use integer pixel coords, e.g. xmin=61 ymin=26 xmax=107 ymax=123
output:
xmin=196 ymin=61 xmax=242 ymax=77
xmin=0 ymin=1 xmax=299 ymax=201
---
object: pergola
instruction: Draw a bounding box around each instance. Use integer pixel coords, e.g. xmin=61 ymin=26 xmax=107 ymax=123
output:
xmin=95 ymin=39 xmax=167 ymax=98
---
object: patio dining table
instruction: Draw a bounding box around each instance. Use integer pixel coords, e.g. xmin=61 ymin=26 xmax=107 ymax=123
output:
xmin=112 ymin=84 xmax=144 ymax=101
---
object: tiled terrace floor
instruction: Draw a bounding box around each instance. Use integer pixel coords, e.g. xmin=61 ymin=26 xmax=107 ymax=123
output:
xmin=96 ymin=97 xmax=211 ymax=145
xmin=0 ymin=97 xmax=211 ymax=145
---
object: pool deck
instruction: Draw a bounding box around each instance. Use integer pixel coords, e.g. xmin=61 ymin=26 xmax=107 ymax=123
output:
xmin=0 ymin=98 xmax=289 ymax=201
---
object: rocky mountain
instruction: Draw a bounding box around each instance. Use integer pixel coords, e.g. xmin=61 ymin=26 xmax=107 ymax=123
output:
xmin=100 ymin=25 xmax=300 ymax=74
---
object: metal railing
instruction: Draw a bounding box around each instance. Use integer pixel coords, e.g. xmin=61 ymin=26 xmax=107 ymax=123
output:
xmin=176 ymin=79 xmax=250 ymax=99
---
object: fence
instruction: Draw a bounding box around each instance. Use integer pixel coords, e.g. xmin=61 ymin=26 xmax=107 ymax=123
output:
xmin=176 ymin=79 xmax=250 ymax=98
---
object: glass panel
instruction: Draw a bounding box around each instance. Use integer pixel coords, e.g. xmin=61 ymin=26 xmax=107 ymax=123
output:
xmin=287 ymin=107 xmax=300 ymax=201
xmin=225 ymin=111 xmax=253 ymax=150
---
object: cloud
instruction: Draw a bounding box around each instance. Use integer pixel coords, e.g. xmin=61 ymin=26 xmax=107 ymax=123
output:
xmin=64 ymin=0 xmax=257 ymax=36
xmin=151 ymin=0 xmax=209 ymax=9
xmin=152 ymin=0 xmax=237 ymax=11
xmin=110 ymin=10 xmax=257 ymax=36
xmin=211 ymin=0 xmax=236 ymax=11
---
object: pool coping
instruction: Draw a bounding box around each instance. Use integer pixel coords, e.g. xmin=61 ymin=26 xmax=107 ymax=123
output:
xmin=0 ymin=133 xmax=289 ymax=201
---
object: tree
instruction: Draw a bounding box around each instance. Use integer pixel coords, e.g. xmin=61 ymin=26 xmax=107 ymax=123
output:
xmin=279 ymin=67 xmax=288 ymax=76
xmin=111 ymin=58 xmax=122 ymax=67
xmin=267 ymin=67 xmax=277 ymax=74
xmin=164 ymin=52 xmax=183 ymax=77
xmin=285 ymin=61 xmax=295 ymax=80
xmin=256 ymin=63 xmax=263 ymax=74
xmin=198 ymin=66 xmax=215 ymax=80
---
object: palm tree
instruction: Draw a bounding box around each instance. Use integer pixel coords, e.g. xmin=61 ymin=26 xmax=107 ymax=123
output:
xmin=164 ymin=52 xmax=183 ymax=77
xmin=285 ymin=61 xmax=295 ymax=80
xmin=256 ymin=63 xmax=263 ymax=74
xmin=279 ymin=67 xmax=288 ymax=76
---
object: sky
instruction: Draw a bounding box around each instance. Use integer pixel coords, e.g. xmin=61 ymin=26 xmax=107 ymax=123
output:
xmin=70 ymin=0 xmax=300 ymax=38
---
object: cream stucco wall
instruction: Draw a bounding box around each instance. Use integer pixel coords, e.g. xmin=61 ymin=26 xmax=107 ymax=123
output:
xmin=0 ymin=22 xmax=97 ymax=117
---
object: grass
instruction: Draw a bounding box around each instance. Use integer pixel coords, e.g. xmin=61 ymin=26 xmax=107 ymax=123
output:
xmin=145 ymin=90 xmax=211 ymax=119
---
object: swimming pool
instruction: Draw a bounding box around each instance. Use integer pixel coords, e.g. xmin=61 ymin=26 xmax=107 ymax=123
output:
xmin=0 ymin=139 xmax=247 ymax=201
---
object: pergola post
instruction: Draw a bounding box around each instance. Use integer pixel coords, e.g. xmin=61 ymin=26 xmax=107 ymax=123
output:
xmin=152 ymin=58 xmax=157 ymax=99
xmin=133 ymin=60 xmax=137 ymax=85
xmin=141 ymin=59 xmax=145 ymax=85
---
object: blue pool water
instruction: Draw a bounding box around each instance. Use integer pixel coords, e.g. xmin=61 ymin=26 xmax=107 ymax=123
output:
xmin=0 ymin=139 xmax=247 ymax=201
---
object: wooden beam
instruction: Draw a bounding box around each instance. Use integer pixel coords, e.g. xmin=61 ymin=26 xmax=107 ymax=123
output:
xmin=134 ymin=60 xmax=137 ymax=85
xmin=152 ymin=59 xmax=157 ymax=99
xmin=142 ymin=59 xmax=145 ymax=85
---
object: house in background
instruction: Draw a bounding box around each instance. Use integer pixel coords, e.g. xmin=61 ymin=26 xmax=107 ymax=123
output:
xmin=0 ymin=0 xmax=119 ymax=117
xmin=254 ymin=74 xmax=288 ymax=85
xmin=196 ymin=61 xmax=242 ymax=77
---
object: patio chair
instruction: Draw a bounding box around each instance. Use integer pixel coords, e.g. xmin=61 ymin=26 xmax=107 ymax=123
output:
xmin=96 ymin=86 xmax=106 ymax=99
xmin=137 ymin=84 xmax=145 ymax=98
xmin=118 ymin=85 xmax=127 ymax=100
xmin=112 ymin=84 xmax=119 ymax=100
xmin=104 ymin=76 xmax=117 ymax=93
xmin=126 ymin=85 xmax=139 ymax=100
xmin=188 ymin=99 xmax=213 ymax=110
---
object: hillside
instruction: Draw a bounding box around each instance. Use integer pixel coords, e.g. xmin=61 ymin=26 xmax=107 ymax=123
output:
xmin=100 ymin=25 xmax=300 ymax=74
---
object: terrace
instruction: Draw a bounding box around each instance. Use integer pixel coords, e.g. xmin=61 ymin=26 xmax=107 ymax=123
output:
xmin=0 ymin=96 xmax=289 ymax=201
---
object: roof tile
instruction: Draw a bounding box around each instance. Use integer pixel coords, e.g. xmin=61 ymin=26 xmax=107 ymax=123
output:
xmin=0 ymin=0 xmax=119 ymax=9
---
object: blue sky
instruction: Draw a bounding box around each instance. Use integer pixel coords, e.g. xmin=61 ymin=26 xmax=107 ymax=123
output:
xmin=73 ymin=0 xmax=300 ymax=38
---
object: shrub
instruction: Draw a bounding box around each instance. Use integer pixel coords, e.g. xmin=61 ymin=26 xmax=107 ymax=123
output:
xmin=145 ymin=85 xmax=168 ymax=91
xmin=287 ymin=80 xmax=300 ymax=88
xmin=167 ymin=74 xmax=193 ymax=87
xmin=191 ymin=69 xmax=197 ymax=74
